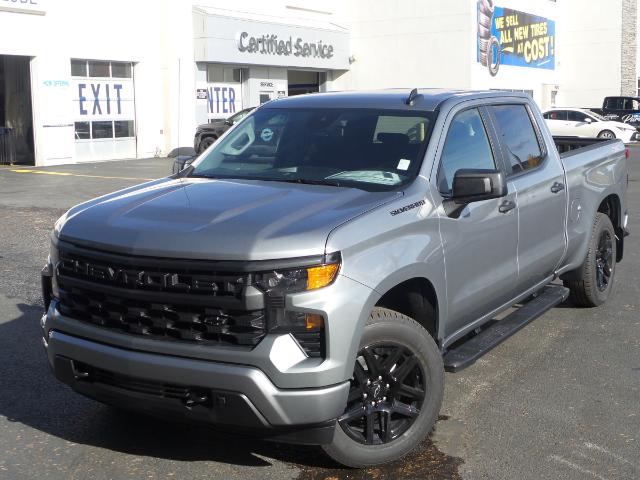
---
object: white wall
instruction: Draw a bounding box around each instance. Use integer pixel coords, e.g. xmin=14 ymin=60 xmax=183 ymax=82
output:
xmin=331 ymin=0 xmax=472 ymax=91
xmin=557 ymin=0 xmax=623 ymax=107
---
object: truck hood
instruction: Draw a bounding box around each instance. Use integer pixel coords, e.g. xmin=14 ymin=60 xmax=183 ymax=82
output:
xmin=58 ymin=178 xmax=401 ymax=260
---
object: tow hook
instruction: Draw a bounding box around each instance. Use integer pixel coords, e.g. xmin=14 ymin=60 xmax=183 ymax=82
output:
xmin=183 ymin=390 xmax=210 ymax=407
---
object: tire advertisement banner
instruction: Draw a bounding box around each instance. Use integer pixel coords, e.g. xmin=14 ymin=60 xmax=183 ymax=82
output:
xmin=477 ymin=0 xmax=555 ymax=77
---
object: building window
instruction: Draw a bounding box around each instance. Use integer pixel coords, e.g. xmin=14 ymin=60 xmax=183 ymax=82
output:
xmin=91 ymin=121 xmax=114 ymax=139
xmin=74 ymin=120 xmax=136 ymax=140
xmin=74 ymin=122 xmax=90 ymax=140
xmin=114 ymin=120 xmax=135 ymax=138
xmin=111 ymin=62 xmax=132 ymax=78
xmin=71 ymin=59 xmax=133 ymax=79
xmin=89 ymin=61 xmax=111 ymax=78
xmin=207 ymin=65 xmax=241 ymax=83
xmin=71 ymin=59 xmax=87 ymax=77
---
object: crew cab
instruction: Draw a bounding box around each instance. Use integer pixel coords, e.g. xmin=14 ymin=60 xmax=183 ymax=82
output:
xmin=41 ymin=90 xmax=628 ymax=468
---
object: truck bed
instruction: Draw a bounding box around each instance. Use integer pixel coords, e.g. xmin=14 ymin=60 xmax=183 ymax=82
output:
xmin=553 ymin=136 xmax=609 ymax=156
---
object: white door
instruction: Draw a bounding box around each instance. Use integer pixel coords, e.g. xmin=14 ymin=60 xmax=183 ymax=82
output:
xmin=545 ymin=110 xmax=570 ymax=136
xmin=566 ymin=111 xmax=598 ymax=137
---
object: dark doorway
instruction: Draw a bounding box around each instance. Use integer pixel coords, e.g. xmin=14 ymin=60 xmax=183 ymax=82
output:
xmin=0 ymin=55 xmax=35 ymax=165
xmin=287 ymin=70 xmax=321 ymax=96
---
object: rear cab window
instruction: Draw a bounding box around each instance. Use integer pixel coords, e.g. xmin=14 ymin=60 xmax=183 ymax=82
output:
xmin=489 ymin=104 xmax=544 ymax=175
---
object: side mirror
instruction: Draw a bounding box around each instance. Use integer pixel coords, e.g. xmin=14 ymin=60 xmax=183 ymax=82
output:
xmin=584 ymin=117 xmax=593 ymax=123
xmin=452 ymin=169 xmax=507 ymax=205
xmin=224 ymin=119 xmax=233 ymax=126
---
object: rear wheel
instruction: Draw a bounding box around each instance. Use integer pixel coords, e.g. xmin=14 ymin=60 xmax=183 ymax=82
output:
xmin=198 ymin=136 xmax=216 ymax=153
xmin=597 ymin=130 xmax=615 ymax=140
xmin=564 ymin=213 xmax=616 ymax=307
xmin=322 ymin=307 xmax=444 ymax=468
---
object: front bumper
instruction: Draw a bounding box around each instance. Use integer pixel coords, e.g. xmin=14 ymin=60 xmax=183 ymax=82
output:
xmin=44 ymin=329 xmax=348 ymax=444
xmin=40 ymin=262 xmax=378 ymax=443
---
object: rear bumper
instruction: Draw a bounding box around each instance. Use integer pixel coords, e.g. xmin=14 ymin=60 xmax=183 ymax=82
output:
xmin=44 ymin=330 xmax=349 ymax=444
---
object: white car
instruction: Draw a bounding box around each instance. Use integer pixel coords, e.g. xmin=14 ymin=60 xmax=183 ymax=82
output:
xmin=543 ymin=108 xmax=639 ymax=143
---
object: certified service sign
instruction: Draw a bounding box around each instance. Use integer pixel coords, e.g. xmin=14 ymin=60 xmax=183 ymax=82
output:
xmin=0 ymin=0 xmax=46 ymax=15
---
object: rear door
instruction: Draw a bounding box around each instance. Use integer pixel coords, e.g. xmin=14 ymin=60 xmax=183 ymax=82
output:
xmin=544 ymin=110 xmax=569 ymax=135
xmin=435 ymin=106 xmax=519 ymax=337
xmin=487 ymin=103 xmax=567 ymax=291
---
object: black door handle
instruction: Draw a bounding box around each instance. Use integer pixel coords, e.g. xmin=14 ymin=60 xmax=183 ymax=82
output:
xmin=499 ymin=200 xmax=516 ymax=213
xmin=551 ymin=182 xmax=565 ymax=194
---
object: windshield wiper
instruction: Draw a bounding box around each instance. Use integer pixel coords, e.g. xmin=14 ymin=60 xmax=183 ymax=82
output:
xmin=275 ymin=178 xmax=345 ymax=187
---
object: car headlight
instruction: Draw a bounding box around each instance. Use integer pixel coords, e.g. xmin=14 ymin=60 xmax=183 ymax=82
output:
xmin=255 ymin=254 xmax=341 ymax=295
xmin=53 ymin=211 xmax=69 ymax=237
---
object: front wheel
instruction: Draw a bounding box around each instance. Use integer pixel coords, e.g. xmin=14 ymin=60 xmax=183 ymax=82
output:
xmin=198 ymin=136 xmax=217 ymax=153
xmin=597 ymin=130 xmax=616 ymax=140
xmin=322 ymin=307 xmax=444 ymax=468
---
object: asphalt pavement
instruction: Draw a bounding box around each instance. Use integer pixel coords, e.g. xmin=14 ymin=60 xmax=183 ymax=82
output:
xmin=0 ymin=152 xmax=638 ymax=479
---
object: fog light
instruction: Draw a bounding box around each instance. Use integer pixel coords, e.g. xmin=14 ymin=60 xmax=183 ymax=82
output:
xmin=306 ymin=313 xmax=324 ymax=330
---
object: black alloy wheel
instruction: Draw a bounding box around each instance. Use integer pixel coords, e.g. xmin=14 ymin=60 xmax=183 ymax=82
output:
xmin=595 ymin=229 xmax=614 ymax=292
xmin=339 ymin=343 xmax=426 ymax=445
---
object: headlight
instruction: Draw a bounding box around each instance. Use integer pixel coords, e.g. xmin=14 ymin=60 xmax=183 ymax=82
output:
xmin=255 ymin=254 xmax=340 ymax=295
xmin=53 ymin=211 xmax=69 ymax=237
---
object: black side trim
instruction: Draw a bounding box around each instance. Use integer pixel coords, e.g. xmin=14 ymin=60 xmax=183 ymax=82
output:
xmin=55 ymin=237 xmax=339 ymax=273
xmin=443 ymin=285 xmax=569 ymax=372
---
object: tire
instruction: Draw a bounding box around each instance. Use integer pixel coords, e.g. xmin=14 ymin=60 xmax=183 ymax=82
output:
xmin=597 ymin=130 xmax=615 ymax=140
xmin=564 ymin=213 xmax=616 ymax=307
xmin=322 ymin=307 xmax=444 ymax=468
xmin=198 ymin=136 xmax=216 ymax=153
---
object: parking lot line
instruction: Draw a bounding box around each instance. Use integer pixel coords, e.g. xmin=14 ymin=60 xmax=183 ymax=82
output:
xmin=6 ymin=169 xmax=155 ymax=181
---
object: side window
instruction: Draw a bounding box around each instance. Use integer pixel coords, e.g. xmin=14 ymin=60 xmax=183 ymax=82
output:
xmin=491 ymin=104 xmax=544 ymax=175
xmin=567 ymin=111 xmax=586 ymax=122
xmin=437 ymin=108 xmax=496 ymax=194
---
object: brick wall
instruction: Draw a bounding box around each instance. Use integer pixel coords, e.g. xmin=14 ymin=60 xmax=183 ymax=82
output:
xmin=621 ymin=0 xmax=637 ymax=96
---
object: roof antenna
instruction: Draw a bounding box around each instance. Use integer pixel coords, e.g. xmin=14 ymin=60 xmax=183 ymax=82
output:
xmin=406 ymin=88 xmax=419 ymax=105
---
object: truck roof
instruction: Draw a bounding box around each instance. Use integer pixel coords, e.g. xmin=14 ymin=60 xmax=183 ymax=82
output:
xmin=266 ymin=89 xmax=532 ymax=112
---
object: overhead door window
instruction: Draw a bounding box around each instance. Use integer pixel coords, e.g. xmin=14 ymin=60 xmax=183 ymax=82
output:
xmin=490 ymin=105 xmax=543 ymax=175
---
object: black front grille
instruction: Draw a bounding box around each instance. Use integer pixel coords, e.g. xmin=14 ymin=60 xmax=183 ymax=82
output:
xmin=57 ymin=284 xmax=265 ymax=346
xmin=55 ymin=245 xmax=267 ymax=347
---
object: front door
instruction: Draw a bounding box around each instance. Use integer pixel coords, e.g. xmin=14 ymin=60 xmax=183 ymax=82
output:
xmin=488 ymin=103 xmax=567 ymax=290
xmin=435 ymin=106 xmax=519 ymax=339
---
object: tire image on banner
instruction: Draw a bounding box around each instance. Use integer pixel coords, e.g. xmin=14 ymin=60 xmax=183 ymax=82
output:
xmin=477 ymin=0 xmax=500 ymax=76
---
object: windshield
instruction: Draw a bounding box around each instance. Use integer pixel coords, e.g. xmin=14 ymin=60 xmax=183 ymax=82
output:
xmin=190 ymin=107 xmax=436 ymax=191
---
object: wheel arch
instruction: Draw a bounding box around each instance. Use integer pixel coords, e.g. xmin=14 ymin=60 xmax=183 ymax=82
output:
xmin=598 ymin=193 xmax=624 ymax=262
xmin=374 ymin=277 xmax=440 ymax=344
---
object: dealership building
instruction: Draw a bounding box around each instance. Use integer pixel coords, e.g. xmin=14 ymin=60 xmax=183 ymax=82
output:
xmin=0 ymin=0 xmax=636 ymax=166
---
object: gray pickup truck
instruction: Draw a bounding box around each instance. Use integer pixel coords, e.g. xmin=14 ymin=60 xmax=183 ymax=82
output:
xmin=41 ymin=90 xmax=628 ymax=467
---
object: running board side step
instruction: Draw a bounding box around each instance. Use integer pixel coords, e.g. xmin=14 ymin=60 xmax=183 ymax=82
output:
xmin=443 ymin=285 xmax=570 ymax=372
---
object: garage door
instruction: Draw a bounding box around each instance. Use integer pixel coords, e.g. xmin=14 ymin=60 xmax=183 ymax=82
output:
xmin=71 ymin=59 xmax=136 ymax=162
